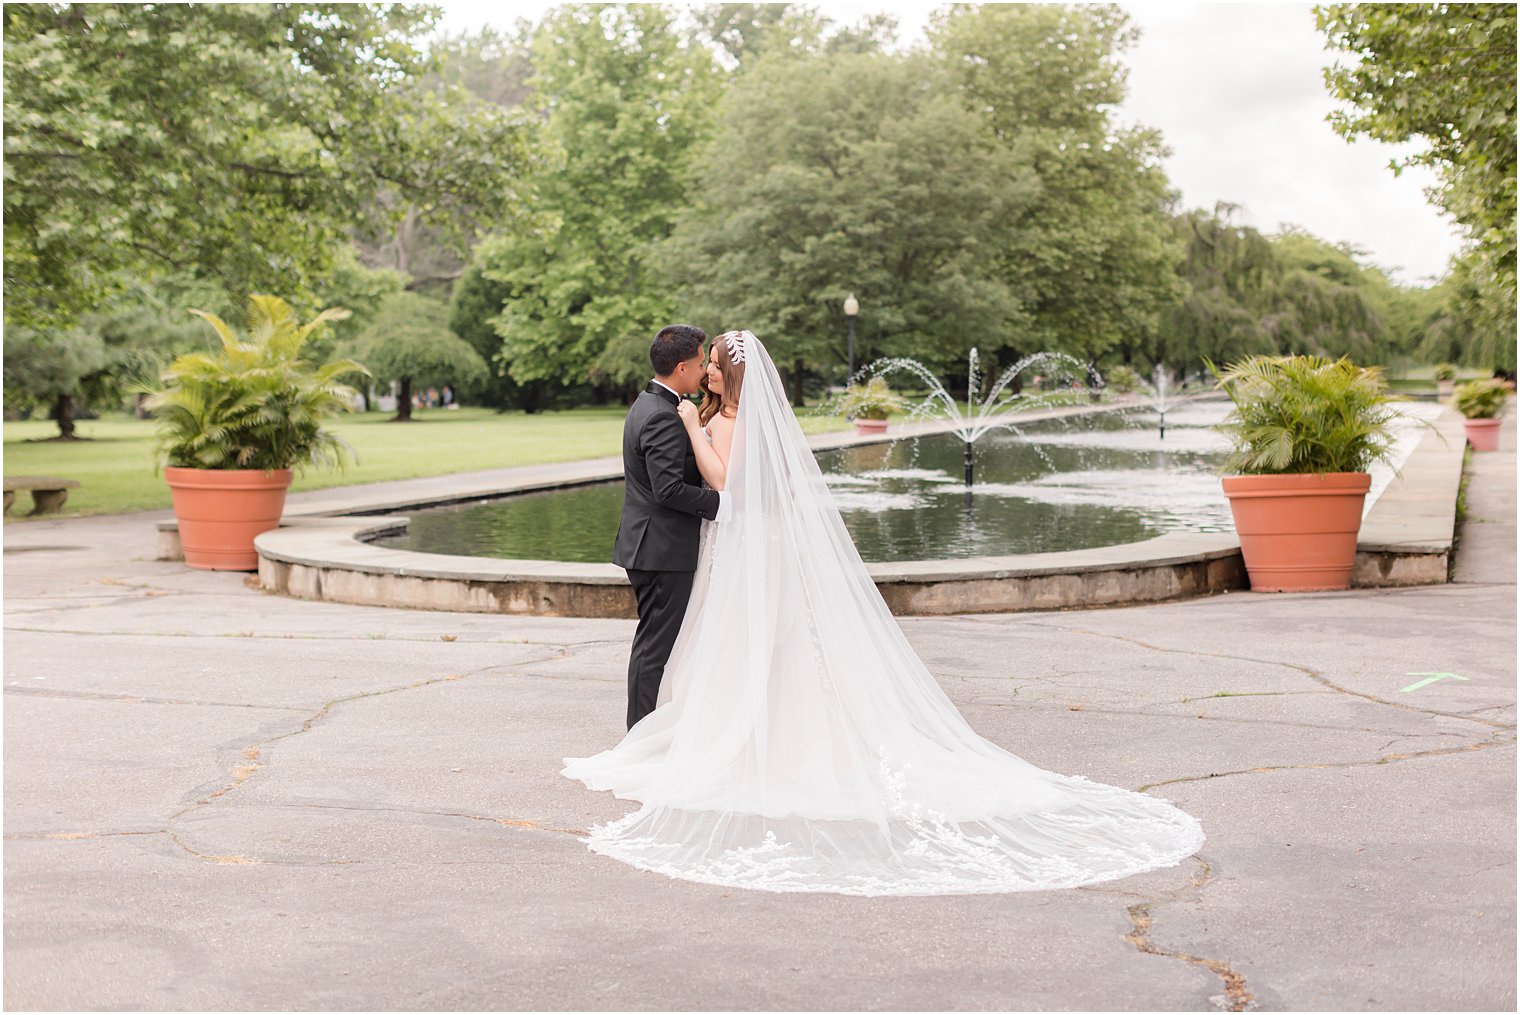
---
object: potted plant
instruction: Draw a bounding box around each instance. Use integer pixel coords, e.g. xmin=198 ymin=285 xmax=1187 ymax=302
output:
xmin=1434 ymin=363 xmax=1457 ymax=399
xmin=1454 ymin=378 xmax=1508 ymax=451
xmin=142 ymin=295 xmax=367 ymax=570
xmin=840 ymin=376 xmax=905 ymax=435
xmin=1103 ymin=364 xmax=1143 ymax=399
xmin=1207 ymin=354 xmax=1412 ymax=592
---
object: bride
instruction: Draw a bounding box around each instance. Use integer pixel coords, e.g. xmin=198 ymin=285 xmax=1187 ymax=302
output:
xmin=561 ymin=330 xmax=1206 ymax=896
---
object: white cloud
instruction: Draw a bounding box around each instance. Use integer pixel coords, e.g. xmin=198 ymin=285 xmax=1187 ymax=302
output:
xmin=1114 ymin=2 xmax=1463 ymax=284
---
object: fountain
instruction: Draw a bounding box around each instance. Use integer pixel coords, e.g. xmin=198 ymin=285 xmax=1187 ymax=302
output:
xmin=1153 ymin=363 xmax=1172 ymax=440
xmin=845 ymin=348 xmax=1101 ymax=491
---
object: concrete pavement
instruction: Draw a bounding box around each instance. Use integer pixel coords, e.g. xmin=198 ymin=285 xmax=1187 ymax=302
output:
xmin=3 ymin=411 xmax=1514 ymax=1011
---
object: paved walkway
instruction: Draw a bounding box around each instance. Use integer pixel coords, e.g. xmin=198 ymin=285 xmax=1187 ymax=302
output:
xmin=3 ymin=411 xmax=1514 ymax=1011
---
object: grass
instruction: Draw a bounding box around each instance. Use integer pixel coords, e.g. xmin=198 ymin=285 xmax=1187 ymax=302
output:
xmin=1385 ymin=365 xmax=1490 ymax=392
xmin=1449 ymin=443 xmax=1475 ymax=582
xmin=4 ymin=402 xmax=869 ymax=519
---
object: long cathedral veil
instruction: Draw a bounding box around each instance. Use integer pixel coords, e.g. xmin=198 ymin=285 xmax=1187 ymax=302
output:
xmin=561 ymin=332 xmax=1205 ymax=895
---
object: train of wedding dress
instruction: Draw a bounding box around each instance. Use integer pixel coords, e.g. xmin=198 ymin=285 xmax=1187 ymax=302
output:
xmin=561 ymin=331 xmax=1205 ymax=896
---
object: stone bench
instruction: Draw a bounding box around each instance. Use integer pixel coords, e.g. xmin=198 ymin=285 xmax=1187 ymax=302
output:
xmin=4 ymin=476 xmax=81 ymax=516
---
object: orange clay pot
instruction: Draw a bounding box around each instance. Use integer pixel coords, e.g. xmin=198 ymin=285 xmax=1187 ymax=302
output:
xmin=853 ymin=419 xmax=890 ymax=435
xmin=163 ymin=466 xmax=292 ymax=571
xmin=1463 ymin=418 xmax=1501 ymax=452
xmin=1221 ymin=472 xmax=1370 ymax=592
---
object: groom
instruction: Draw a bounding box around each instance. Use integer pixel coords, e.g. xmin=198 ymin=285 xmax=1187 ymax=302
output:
xmin=613 ymin=325 xmax=731 ymax=729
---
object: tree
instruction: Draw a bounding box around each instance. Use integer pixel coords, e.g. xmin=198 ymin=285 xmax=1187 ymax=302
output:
xmin=349 ymin=23 xmax=541 ymax=293
xmin=3 ymin=3 xmax=531 ymax=329
xmin=1268 ymin=228 xmax=1392 ymax=363
xmin=473 ymin=4 xmax=722 ymax=395
xmin=449 ymin=263 xmax=549 ymax=412
xmin=931 ymin=3 xmax=1185 ymax=370
xmin=355 ymin=292 xmax=487 ymax=421
xmin=2 ymin=284 xmax=210 ymax=437
xmin=317 ymin=248 xmax=409 ymax=412
xmin=1318 ymin=2 xmax=1517 ymax=371
xmin=665 ymin=50 xmax=1036 ymax=400
xmin=1154 ymin=204 xmax=1401 ymax=378
xmin=430 ymin=23 xmax=536 ymax=109
xmin=690 ymin=3 xmax=896 ymax=66
xmin=3 ymin=327 xmax=109 ymax=438
xmin=1155 ymin=205 xmax=1283 ymax=374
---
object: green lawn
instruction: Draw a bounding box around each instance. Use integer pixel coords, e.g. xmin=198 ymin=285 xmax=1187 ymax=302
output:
xmin=4 ymin=403 xmax=863 ymax=519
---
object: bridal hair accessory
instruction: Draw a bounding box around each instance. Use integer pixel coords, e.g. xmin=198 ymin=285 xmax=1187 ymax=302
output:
xmin=723 ymin=330 xmax=751 ymax=366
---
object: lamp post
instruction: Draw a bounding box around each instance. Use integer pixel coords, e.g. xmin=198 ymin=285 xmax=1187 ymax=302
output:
xmin=843 ymin=292 xmax=859 ymax=381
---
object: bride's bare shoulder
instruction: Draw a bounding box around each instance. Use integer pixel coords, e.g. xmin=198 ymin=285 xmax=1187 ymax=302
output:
xmin=707 ymin=410 xmax=737 ymax=456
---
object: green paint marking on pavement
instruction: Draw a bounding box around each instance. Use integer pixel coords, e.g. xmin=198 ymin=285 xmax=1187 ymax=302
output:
xmin=1400 ymin=672 xmax=1471 ymax=693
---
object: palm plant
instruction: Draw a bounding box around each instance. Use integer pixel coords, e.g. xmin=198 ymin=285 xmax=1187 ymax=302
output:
xmin=1454 ymin=378 xmax=1509 ymax=419
xmin=143 ymin=295 xmax=369 ymax=472
xmin=1205 ymin=354 xmax=1411 ymax=475
xmin=839 ymin=376 xmax=907 ymax=421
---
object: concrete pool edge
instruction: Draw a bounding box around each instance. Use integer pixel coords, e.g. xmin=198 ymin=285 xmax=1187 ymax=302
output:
xmin=229 ymin=401 xmax=1467 ymax=618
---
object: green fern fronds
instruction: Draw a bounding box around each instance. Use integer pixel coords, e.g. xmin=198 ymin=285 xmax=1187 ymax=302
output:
xmin=1205 ymin=354 xmax=1429 ymax=476
xmin=141 ymin=295 xmax=369 ymax=474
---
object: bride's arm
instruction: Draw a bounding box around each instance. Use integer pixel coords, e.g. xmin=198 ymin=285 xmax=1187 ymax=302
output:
xmin=677 ymin=401 xmax=732 ymax=491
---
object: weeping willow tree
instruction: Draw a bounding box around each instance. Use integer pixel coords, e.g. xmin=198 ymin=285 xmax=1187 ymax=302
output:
xmin=1267 ymin=228 xmax=1392 ymax=364
xmin=1151 ymin=204 xmax=1403 ymax=378
xmin=1155 ymin=204 xmax=1285 ymax=373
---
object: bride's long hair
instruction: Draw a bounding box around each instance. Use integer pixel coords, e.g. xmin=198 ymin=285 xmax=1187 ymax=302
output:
xmin=699 ymin=332 xmax=746 ymax=426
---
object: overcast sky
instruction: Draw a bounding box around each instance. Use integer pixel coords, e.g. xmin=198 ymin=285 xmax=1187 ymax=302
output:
xmin=433 ymin=1 xmax=1466 ymax=286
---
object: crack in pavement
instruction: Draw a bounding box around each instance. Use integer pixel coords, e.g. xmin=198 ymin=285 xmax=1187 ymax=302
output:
xmin=2 ymin=624 xmax=616 ymax=648
xmin=1122 ymin=857 xmax=1255 ymax=1012
xmin=1136 ymin=733 xmax=1514 ymax=793
xmin=152 ymin=648 xmax=573 ymax=866
xmin=1016 ymin=619 xmax=1515 ymax=732
xmin=971 ymin=698 xmax=1483 ymax=740
xmin=3 ymin=686 xmax=313 ymax=711
xmin=165 ymin=829 xmax=363 ymax=866
xmin=2 ymin=827 xmax=363 ymax=867
xmin=285 ymin=801 xmax=588 ymax=837
xmin=5 ymin=829 xmax=163 ymax=841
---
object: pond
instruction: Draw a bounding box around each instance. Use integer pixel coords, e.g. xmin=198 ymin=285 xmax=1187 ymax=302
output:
xmin=371 ymin=398 xmax=1437 ymax=563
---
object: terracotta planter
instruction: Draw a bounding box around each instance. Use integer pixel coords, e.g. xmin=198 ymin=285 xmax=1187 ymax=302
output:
xmin=1437 ymin=379 xmax=1455 ymax=399
xmin=1463 ymin=417 xmax=1502 ymax=451
xmin=1221 ymin=472 xmax=1371 ymax=592
xmin=854 ymin=418 xmax=890 ymax=435
xmin=164 ymin=466 xmax=292 ymax=571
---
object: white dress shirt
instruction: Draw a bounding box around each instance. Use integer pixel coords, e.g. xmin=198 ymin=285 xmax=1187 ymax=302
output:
xmin=652 ymin=378 xmax=732 ymax=522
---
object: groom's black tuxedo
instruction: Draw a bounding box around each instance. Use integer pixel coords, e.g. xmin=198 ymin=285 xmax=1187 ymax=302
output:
xmin=615 ymin=381 xmax=721 ymax=729
xmin=613 ymin=383 xmax=720 ymax=570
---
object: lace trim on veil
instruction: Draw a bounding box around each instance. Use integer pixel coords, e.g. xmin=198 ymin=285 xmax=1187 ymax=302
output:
xmin=582 ymin=749 xmax=1203 ymax=896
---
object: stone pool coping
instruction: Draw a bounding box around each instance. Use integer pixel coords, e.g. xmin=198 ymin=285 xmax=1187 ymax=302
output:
xmin=164 ymin=395 xmax=1468 ymax=617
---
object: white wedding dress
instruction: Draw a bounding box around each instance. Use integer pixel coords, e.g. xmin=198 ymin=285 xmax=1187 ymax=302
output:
xmin=562 ymin=332 xmax=1205 ymax=896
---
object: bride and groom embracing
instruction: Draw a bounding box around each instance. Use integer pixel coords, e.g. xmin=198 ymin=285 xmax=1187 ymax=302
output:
xmin=561 ymin=324 xmax=1206 ymax=896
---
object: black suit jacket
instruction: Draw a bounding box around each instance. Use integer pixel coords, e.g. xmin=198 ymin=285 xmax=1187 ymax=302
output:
xmin=612 ymin=382 xmax=721 ymax=571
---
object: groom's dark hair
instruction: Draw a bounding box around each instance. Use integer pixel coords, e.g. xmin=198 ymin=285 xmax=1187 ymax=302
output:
xmin=650 ymin=325 xmax=706 ymax=376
